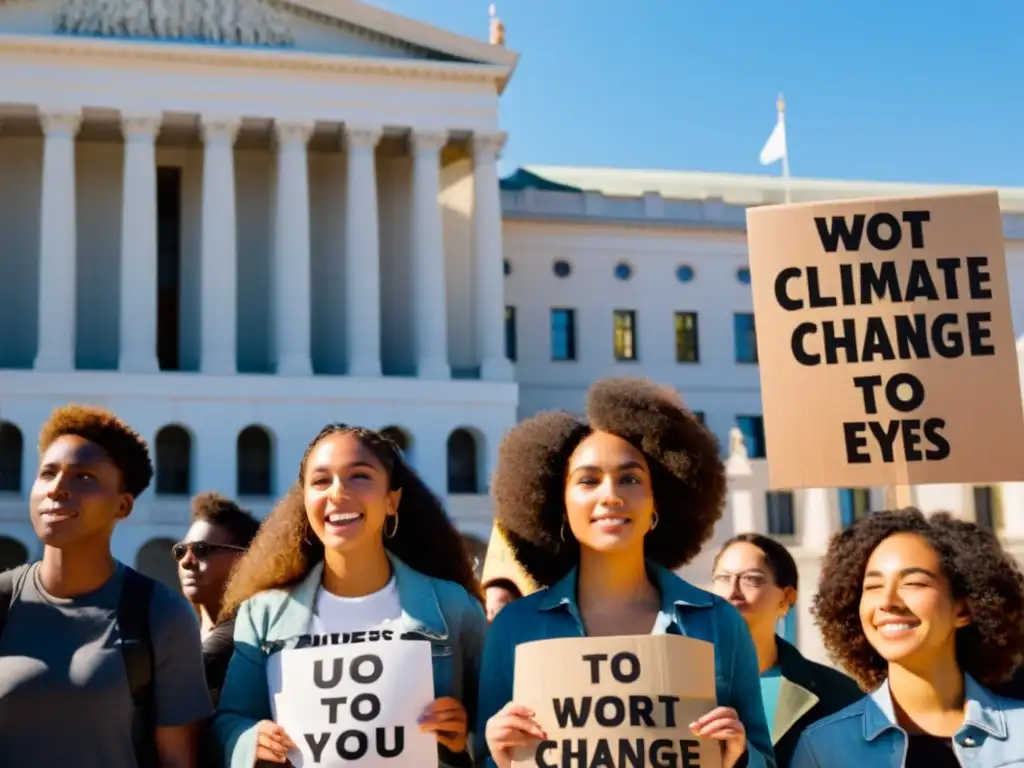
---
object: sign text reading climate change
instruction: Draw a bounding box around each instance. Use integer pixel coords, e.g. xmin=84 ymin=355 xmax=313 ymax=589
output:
xmin=746 ymin=192 xmax=1024 ymax=490
xmin=775 ymin=210 xmax=992 ymax=464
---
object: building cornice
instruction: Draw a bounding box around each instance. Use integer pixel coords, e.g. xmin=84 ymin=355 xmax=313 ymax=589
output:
xmin=0 ymin=33 xmax=513 ymax=90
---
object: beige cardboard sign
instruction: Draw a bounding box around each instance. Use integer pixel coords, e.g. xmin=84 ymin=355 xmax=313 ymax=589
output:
xmin=746 ymin=191 xmax=1024 ymax=489
xmin=511 ymin=635 xmax=722 ymax=768
xmin=480 ymin=524 xmax=537 ymax=596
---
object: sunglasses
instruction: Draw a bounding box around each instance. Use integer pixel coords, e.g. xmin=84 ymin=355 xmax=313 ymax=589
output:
xmin=171 ymin=541 xmax=246 ymax=562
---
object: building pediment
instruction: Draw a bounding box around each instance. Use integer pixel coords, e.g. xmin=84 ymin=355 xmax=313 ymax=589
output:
xmin=0 ymin=0 xmax=517 ymax=86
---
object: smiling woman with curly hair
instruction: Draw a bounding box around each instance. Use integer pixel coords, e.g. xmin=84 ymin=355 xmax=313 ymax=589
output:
xmin=791 ymin=508 xmax=1024 ymax=768
xmin=476 ymin=377 xmax=773 ymax=768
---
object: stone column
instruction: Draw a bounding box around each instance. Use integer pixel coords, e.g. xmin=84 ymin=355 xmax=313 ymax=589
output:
xmin=272 ymin=120 xmax=314 ymax=377
xmin=472 ymin=132 xmax=514 ymax=381
xmin=800 ymin=487 xmax=839 ymax=552
xmin=199 ymin=117 xmax=240 ymax=375
xmin=343 ymin=124 xmax=383 ymax=377
xmin=118 ymin=113 xmax=162 ymax=373
xmin=34 ymin=108 xmax=82 ymax=372
xmin=409 ymin=129 xmax=450 ymax=380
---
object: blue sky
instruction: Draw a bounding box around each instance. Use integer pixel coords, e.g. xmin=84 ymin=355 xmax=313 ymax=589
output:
xmin=371 ymin=0 xmax=1024 ymax=187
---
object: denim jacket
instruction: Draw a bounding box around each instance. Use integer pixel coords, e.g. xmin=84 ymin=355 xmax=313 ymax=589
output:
xmin=474 ymin=562 xmax=775 ymax=768
xmin=212 ymin=554 xmax=488 ymax=768
xmin=791 ymin=673 xmax=1024 ymax=767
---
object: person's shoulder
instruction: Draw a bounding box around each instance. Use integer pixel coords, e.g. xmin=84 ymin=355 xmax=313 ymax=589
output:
xmin=801 ymin=656 xmax=865 ymax=699
xmin=140 ymin=571 xmax=201 ymax=628
xmin=419 ymin=575 xmax=485 ymax=627
xmin=485 ymin=588 xmax=551 ymax=643
xmin=797 ymin=695 xmax=869 ymax=745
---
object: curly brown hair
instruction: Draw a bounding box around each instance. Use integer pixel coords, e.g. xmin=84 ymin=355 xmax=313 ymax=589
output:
xmin=493 ymin=377 xmax=726 ymax=588
xmin=220 ymin=424 xmax=481 ymax=620
xmin=812 ymin=507 xmax=1024 ymax=691
xmin=39 ymin=404 xmax=153 ymax=498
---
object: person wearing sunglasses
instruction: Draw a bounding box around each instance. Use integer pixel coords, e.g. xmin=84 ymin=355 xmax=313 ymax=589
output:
xmin=174 ymin=492 xmax=260 ymax=699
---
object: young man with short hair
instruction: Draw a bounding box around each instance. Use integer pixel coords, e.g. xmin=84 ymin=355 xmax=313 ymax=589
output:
xmin=175 ymin=491 xmax=259 ymax=699
xmin=0 ymin=405 xmax=213 ymax=767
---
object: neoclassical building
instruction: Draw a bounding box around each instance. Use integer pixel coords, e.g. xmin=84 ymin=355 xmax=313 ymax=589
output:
xmin=0 ymin=0 xmax=520 ymax=584
xmin=1 ymin=0 xmax=1023 ymax=655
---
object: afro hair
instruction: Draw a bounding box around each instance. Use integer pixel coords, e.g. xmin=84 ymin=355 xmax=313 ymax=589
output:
xmin=812 ymin=508 xmax=1024 ymax=691
xmin=38 ymin=404 xmax=153 ymax=498
xmin=493 ymin=377 xmax=726 ymax=587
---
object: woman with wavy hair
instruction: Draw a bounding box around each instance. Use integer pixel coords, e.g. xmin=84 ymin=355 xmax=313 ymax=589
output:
xmin=792 ymin=508 xmax=1024 ymax=767
xmin=477 ymin=377 xmax=774 ymax=768
xmin=212 ymin=424 xmax=486 ymax=767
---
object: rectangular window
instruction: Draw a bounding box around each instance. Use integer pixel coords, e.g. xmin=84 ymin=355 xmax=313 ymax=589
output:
xmin=839 ymin=489 xmax=872 ymax=528
xmin=551 ymin=308 xmax=576 ymax=361
xmin=736 ymin=415 xmax=766 ymax=459
xmin=766 ymin=491 xmax=795 ymax=536
xmin=675 ymin=312 xmax=700 ymax=362
xmin=613 ymin=310 xmax=638 ymax=361
xmin=505 ymin=307 xmax=517 ymax=362
xmin=734 ymin=312 xmax=758 ymax=364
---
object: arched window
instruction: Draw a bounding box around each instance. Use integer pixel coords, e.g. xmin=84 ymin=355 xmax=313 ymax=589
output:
xmin=0 ymin=536 xmax=28 ymax=572
xmin=135 ymin=537 xmax=179 ymax=591
xmin=237 ymin=426 xmax=272 ymax=496
xmin=155 ymin=425 xmax=192 ymax=496
xmin=380 ymin=426 xmax=411 ymax=455
xmin=447 ymin=429 xmax=479 ymax=494
xmin=0 ymin=422 xmax=22 ymax=493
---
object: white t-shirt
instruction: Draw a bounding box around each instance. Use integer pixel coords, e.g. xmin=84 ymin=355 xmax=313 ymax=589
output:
xmin=307 ymin=576 xmax=403 ymax=636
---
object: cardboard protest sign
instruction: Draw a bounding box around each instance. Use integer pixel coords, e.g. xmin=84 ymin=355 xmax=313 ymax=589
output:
xmin=268 ymin=640 xmax=436 ymax=766
xmin=481 ymin=523 xmax=537 ymax=596
xmin=511 ymin=635 xmax=721 ymax=768
xmin=746 ymin=191 xmax=1024 ymax=489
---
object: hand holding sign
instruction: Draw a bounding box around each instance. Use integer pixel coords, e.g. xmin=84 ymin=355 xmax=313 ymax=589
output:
xmin=689 ymin=707 xmax=746 ymax=768
xmin=486 ymin=703 xmax=549 ymax=768
xmin=255 ymin=720 xmax=298 ymax=764
xmin=418 ymin=696 xmax=469 ymax=753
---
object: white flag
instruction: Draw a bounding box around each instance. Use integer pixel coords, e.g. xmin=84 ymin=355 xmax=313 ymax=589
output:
xmin=759 ymin=113 xmax=787 ymax=166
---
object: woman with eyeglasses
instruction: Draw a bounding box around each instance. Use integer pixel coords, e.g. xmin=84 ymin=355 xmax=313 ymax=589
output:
xmin=710 ymin=533 xmax=862 ymax=767
xmin=212 ymin=424 xmax=486 ymax=768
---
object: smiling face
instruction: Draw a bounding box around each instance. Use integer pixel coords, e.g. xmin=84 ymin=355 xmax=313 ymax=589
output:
xmin=859 ymin=532 xmax=970 ymax=672
xmin=30 ymin=434 xmax=132 ymax=549
xmin=711 ymin=541 xmax=794 ymax=638
xmin=303 ymin=431 xmax=401 ymax=554
xmin=563 ymin=430 xmax=654 ymax=554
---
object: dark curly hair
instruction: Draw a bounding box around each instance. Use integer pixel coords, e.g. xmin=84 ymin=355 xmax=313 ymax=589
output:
xmin=220 ymin=424 xmax=481 ymax=620
xmin=493 ymin=377 xmax=726 ymax=588
xmin=812 ymin=507 xmax=1024 ymax=691
xmin=38 ymin=404 xmax=153 ymax=498
xmin=190 ymin=492 xmax=260 ymax=549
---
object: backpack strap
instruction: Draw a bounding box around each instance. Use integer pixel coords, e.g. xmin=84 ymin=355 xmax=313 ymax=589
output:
xmin=118 ymin=566 xmax=158 ymax=768
xmin=0 ymin=564 xmax=33 ymax=637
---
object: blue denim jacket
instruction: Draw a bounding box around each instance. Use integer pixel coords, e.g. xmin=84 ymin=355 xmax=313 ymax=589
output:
xmin=474 ymin=562 xmax=775 ymax=768
xmin=212 ymin=554 xmax=487 ymax=768
xmin=791 ymin=673 xmax=1024 ymax=767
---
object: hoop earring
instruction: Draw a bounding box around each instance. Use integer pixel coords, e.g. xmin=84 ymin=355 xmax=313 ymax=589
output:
xmin=650 ymin=511 xmax=659 ymax=531
xmin=560 ymin=520 xmax=566 ymax=543
xmin=384 ymin=513 xmax=399 ymax=539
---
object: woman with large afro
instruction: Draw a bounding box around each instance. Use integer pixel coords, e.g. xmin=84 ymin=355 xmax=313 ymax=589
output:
xmin=791 ymin=508 xmax=1024 ymax=768
xmin=212 ymin=423 xmax=486 ymax=768
xmin=476 ymin=377 xmax=774 ymax=768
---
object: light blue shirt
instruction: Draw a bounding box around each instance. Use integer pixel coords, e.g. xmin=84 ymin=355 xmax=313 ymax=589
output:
xmin=791 ymin=673 xmax=1024 ymax=767
xmin=760 ymin=665 xmax=784 ymax=737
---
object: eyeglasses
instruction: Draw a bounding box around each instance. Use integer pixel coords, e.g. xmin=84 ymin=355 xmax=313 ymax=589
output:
xmin=711 ymin=571 xmax=771 ymax=589
xmin=171 ymin=541 xmax=246 ymax=562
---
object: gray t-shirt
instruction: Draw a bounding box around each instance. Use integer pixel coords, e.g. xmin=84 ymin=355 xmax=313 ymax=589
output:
xmin=0 ymin=561 xmax=214 ymax=767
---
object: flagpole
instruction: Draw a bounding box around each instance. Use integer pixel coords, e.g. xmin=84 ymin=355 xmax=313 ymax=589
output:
xmin=777 ymin=92 xmax=790 ymax=203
